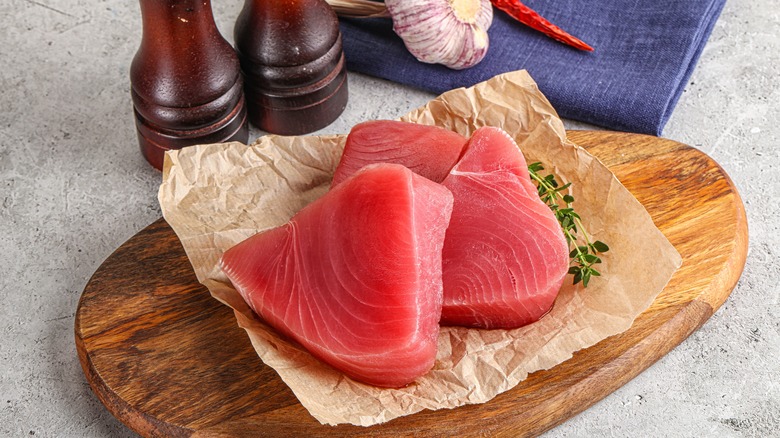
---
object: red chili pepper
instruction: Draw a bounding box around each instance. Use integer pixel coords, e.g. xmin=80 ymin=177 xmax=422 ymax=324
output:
xmin=491 ymin=0 xmax=594 ymax=52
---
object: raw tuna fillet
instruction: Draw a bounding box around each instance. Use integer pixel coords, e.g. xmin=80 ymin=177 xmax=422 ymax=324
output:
xmin=440 ymin=127 xmax=569 ymax=329
xmin=220 ymin=163 xmax=454 ymax=388
xmin=331 ymin=120 xmax=468 ymax=187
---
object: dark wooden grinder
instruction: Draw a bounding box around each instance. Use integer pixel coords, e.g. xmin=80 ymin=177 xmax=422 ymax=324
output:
xmin=235 ymin=0 xmax=349 ymax=135
xmin=130 ymin=0 xmax=249 ymax=170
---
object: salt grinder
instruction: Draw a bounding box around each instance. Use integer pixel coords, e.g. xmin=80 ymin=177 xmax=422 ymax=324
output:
xmin=131 ymin=0 xmax=249 ymax=170
xmin=234 ymin=0 xmax=349 ymax=135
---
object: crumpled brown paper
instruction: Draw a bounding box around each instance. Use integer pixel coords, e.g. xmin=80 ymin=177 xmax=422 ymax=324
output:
xmin=158 ymin=70 xmax=682 ymax=426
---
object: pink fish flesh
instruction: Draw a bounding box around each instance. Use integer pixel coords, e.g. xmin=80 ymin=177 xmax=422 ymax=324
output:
xmin=331 ymin=120 xmax=467 ymax=187
xmin=440 ymin=127 xmax=569 ymax=329
xmin=220 ymin=163 xmax=454 ymax=387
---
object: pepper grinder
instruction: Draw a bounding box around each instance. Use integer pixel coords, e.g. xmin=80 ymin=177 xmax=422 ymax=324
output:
xmin=234 ymin=0 xmax=349 ymax=135
xmin=131 ymin=0 xmax=249 ymax=170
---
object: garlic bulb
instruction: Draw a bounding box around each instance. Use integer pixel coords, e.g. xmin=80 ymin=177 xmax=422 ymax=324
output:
xmin=385 ymin=0 xmax=493 ymax=70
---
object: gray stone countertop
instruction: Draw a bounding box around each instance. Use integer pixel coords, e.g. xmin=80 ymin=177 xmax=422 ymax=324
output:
xmin=1 ymin=0 xmax=778 ymax=436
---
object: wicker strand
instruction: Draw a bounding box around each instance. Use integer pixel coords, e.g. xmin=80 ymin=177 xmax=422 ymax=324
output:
xmin=326 ymin=0 xmax=390 ymax=18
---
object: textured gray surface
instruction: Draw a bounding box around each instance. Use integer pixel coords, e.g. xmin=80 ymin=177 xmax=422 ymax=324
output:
xmin=0 ymin=0 xmax=778 ymax=436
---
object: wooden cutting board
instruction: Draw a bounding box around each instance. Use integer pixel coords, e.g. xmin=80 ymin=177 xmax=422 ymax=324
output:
xmin=75 ymin=131 xmax=748 ymax=437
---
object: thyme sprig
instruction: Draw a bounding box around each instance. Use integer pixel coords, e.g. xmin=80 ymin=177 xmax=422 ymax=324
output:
xmin=527 ymin=162 xmax=609 ymax=287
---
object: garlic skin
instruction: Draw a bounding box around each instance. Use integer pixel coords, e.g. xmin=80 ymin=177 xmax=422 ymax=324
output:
xmin=385 ymin=0 xmax=493 ymax=70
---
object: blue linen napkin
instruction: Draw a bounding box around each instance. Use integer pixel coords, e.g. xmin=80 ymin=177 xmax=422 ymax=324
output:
xmin=339 ymin=0 xmax=726 ymax=135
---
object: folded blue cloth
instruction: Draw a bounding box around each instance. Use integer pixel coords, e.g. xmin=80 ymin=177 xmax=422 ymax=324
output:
xmin=339 ymin=0 xmax=725 ymax=135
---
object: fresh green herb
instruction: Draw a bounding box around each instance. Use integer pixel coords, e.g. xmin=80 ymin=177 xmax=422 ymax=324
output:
xmin=527 ymin=162 xmax=609 ymax=287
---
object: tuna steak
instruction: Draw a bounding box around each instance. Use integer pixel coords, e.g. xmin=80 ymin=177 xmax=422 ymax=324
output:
xmin=440 ymin=127 xmax=569 ymax=329
xmin=220 ymin=163 xmax=454 ymax=387
xmin=331 ymin=120 xmax=467 ymax=187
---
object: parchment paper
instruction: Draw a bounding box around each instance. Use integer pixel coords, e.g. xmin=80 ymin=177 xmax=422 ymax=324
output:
xmin=158 ymin=70 xmax=682 ymax=426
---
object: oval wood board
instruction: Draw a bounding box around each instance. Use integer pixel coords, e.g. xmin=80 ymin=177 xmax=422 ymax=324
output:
xmin=75 ymin=131 xmax=748 ymax=437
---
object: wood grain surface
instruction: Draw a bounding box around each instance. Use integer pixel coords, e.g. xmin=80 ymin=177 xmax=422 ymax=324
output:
xmin=75 ymin=131 xmax=748 ymax=437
